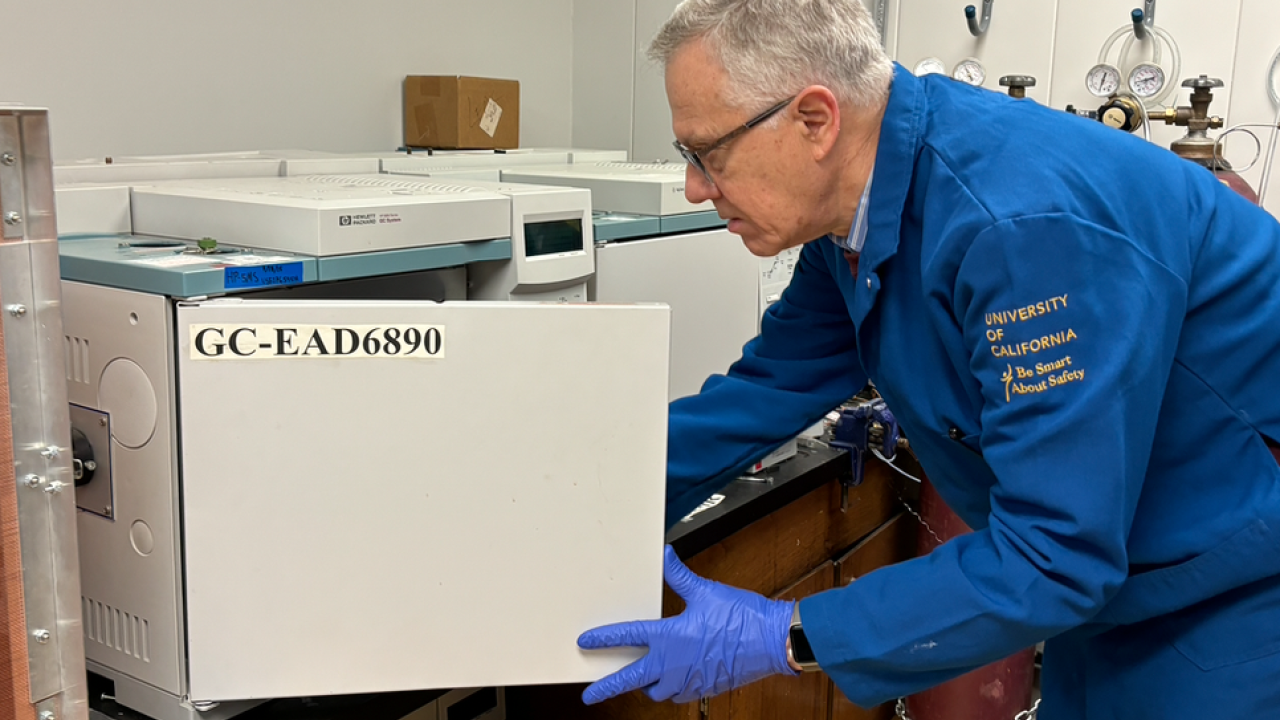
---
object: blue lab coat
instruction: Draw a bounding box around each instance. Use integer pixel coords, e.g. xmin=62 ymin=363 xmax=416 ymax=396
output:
xmin=666 ymin=64 xmax=1280 ymax=717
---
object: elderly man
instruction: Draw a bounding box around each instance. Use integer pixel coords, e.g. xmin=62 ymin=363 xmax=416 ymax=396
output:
xmin=576 ymin=0 xmax=1280 ymax=717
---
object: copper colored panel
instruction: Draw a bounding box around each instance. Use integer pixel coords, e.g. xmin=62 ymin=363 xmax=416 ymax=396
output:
xmin=0 ymin=293 xmax=36 ymax=720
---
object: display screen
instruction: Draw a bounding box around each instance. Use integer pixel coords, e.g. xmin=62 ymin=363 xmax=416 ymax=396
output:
xmin=524 ymin=218 xmax=584 ymax=257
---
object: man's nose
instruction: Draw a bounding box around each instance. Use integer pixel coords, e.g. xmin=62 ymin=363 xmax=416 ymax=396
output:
xmin=684 ymin=163 xmax=721 ymax=204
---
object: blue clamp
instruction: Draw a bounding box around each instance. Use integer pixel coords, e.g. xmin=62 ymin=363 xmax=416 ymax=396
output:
xmin=829 ymin=398 xmax=901 ymax=487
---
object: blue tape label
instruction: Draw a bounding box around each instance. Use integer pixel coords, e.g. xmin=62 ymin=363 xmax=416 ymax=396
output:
xmin=223 ymin=262 xmax=305 ymax=290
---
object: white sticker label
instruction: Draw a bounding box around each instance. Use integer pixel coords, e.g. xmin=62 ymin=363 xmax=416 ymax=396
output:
xmin=219 ymin=254 xmax=297 ymax=266
xmin=479 ymin=98 xmax=503 ymax=138
xmin=680 ymin=493 xmax=726 ymax=523
xmin=188 ymin=324 xmax=445 ymax=360
xmin=132 ymin=254 xmax=217 ymax=267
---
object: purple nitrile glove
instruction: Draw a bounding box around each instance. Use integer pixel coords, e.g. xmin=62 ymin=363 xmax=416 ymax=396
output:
xmin=578 ymin=545 xmax=797 ymax=704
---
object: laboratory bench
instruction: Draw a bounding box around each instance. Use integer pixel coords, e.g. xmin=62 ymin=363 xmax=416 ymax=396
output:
xmin=88 ymin=444 xmax=920 ymax=720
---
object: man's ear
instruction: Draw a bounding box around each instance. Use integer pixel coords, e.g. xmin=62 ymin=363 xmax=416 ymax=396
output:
xmin=793 ymin=85 xmax=841 ymax=160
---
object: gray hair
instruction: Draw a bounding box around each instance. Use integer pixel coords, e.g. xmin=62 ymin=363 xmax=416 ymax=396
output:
xmin=648 ymin=0 xmax=894 ymax=112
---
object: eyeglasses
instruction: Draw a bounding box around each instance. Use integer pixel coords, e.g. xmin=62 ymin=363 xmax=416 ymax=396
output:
xmin=672 ymin=95 xmax=796 ymax=184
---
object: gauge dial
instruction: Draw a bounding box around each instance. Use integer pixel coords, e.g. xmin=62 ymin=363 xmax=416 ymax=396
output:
xmin=1128 ymin=63 xmax=1166 ymax=99
xmin=952 ymin=58 xmax=986 ymax=87
xmin=913 ymin=57 xmax=946 ymax=77
xmin=1269 ymin=47 xmax=1280 ymax=107
xmin=1085 ymin=64 xmax=1121 ymax=98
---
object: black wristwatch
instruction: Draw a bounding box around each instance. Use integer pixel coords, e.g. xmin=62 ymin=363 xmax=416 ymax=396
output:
xmin=787 ymin=604 xmax=820 ymax=672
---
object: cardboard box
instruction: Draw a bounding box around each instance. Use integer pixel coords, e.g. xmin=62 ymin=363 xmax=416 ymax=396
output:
xmin=404 ymin=76 xmax=520 ymax=150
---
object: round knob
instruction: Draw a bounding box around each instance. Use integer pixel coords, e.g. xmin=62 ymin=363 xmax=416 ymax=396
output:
xmin=999 ymin=75 xmax=1037 ymax=98
xmin=70 ymin=427 xmax=96 ymax=487
xmin=1098 ymin=97 xmax=1144 ymax=133
xmin=999 ymin=75 xmax=1037 ymax=88
xmin=1182 ymin=75 xmax=1224 ymax=89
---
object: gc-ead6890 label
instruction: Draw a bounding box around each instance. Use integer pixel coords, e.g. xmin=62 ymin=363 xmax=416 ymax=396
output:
xmin=189 ymin=324 xmax=445 ymax=360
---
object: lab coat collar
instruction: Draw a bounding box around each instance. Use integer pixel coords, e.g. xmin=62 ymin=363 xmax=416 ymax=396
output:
xmin=848 ymin=63 xmax=924 ymax=328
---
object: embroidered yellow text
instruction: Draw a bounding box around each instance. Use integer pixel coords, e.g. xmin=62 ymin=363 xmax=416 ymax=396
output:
xmin=990 ymin=329 xmax=1078 ymax=358
xmin=985 ymin=294 xmax=1069 ymax=327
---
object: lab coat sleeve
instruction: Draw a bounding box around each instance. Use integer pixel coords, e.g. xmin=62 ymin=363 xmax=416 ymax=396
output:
xmin=799 ymin=214 xmax=1187 ymax=705
xmin=665 ymin=242 xmax=867 ymax=527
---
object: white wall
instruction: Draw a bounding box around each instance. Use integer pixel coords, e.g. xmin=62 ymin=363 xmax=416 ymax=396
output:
xmin=0 ymin=0 xmax=574 ymax=160
xmin=894 ymin=0 xmax=1059 ymax=104
xmin=571 ymin=0 xmax=636 ymax=156
xmin=593 ymin=0 xmax=915 ymax=164
xmin=631 ymin=0 xmax=682 ymax=164
xmin=1224 ymin=0 xmax=1280 ymax=215
xmin=600 ymin=0 xmax=1280 ymax=221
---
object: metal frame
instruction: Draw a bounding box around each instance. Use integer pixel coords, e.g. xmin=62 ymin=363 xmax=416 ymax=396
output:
xmin=85 ymin=661 xmax=260 ymax=720
xmin=0 ymin=107 xmax=89 ymax=720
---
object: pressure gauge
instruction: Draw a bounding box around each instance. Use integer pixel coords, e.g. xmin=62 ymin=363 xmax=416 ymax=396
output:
xmin=952 ymin=58 xmax=986 ymax=86
xmin=1128 ymin=63 xmax=1166 ymax=99
xmin=913 ymin=57 xmax=946 ymax=77
xmin=1085 ymin=64 xmax=1122 ymax=98
xmin=1269 ymin=46 xmax=1280 ymax=107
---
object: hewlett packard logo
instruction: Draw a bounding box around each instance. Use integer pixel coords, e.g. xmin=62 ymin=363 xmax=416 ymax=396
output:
xmin=338 ymin=214 xmax=376 ymax=227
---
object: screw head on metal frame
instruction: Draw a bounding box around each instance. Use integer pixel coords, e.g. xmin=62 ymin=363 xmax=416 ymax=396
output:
xmin=1 ymin=152 xmax=15 ymax=166
xmin=38 ymin=712 xmax=54 ymax=720
xmin=3 ymin=210 xmax=21 ymax=225
xmin=40 ymin=445 xmax=59 ymax=459
xmin=7 ymin=304 xmax=26 ymax=317
xmin=21 ymin=474 xmax=41 ymax=488
xmin=32 ymin=629 xmax=50 ymax=643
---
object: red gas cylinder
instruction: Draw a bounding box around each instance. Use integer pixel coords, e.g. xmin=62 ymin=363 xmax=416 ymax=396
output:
xmin=1176 ymin=154 xmax=1260 ymax=204
xmin=1212 ymin=166 xmax=1260 ymax=204
xmin=904 ymin=479 xmax=1037 ymax=720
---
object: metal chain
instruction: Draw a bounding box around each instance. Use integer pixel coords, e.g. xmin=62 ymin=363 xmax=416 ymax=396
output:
xmin=894 ymin=485 xmax=945 ymax=548
xmin=895 ymin=697 xmax=1040 ymax=720
xmin=877 ymin=455 xmax=945 ymax=547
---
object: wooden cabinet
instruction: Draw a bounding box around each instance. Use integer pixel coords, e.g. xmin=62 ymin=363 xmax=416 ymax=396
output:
xmin=829 ymin=512 xmax=918 ymax=720
xmin=704 ymin=562 xmax=834 ymax=720
xmin=505 ymin=461 xmax=913 ymax=720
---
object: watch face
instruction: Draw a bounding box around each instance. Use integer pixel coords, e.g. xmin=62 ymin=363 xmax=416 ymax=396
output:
xmin=789 ymin=624 xmax=818 ymax=666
